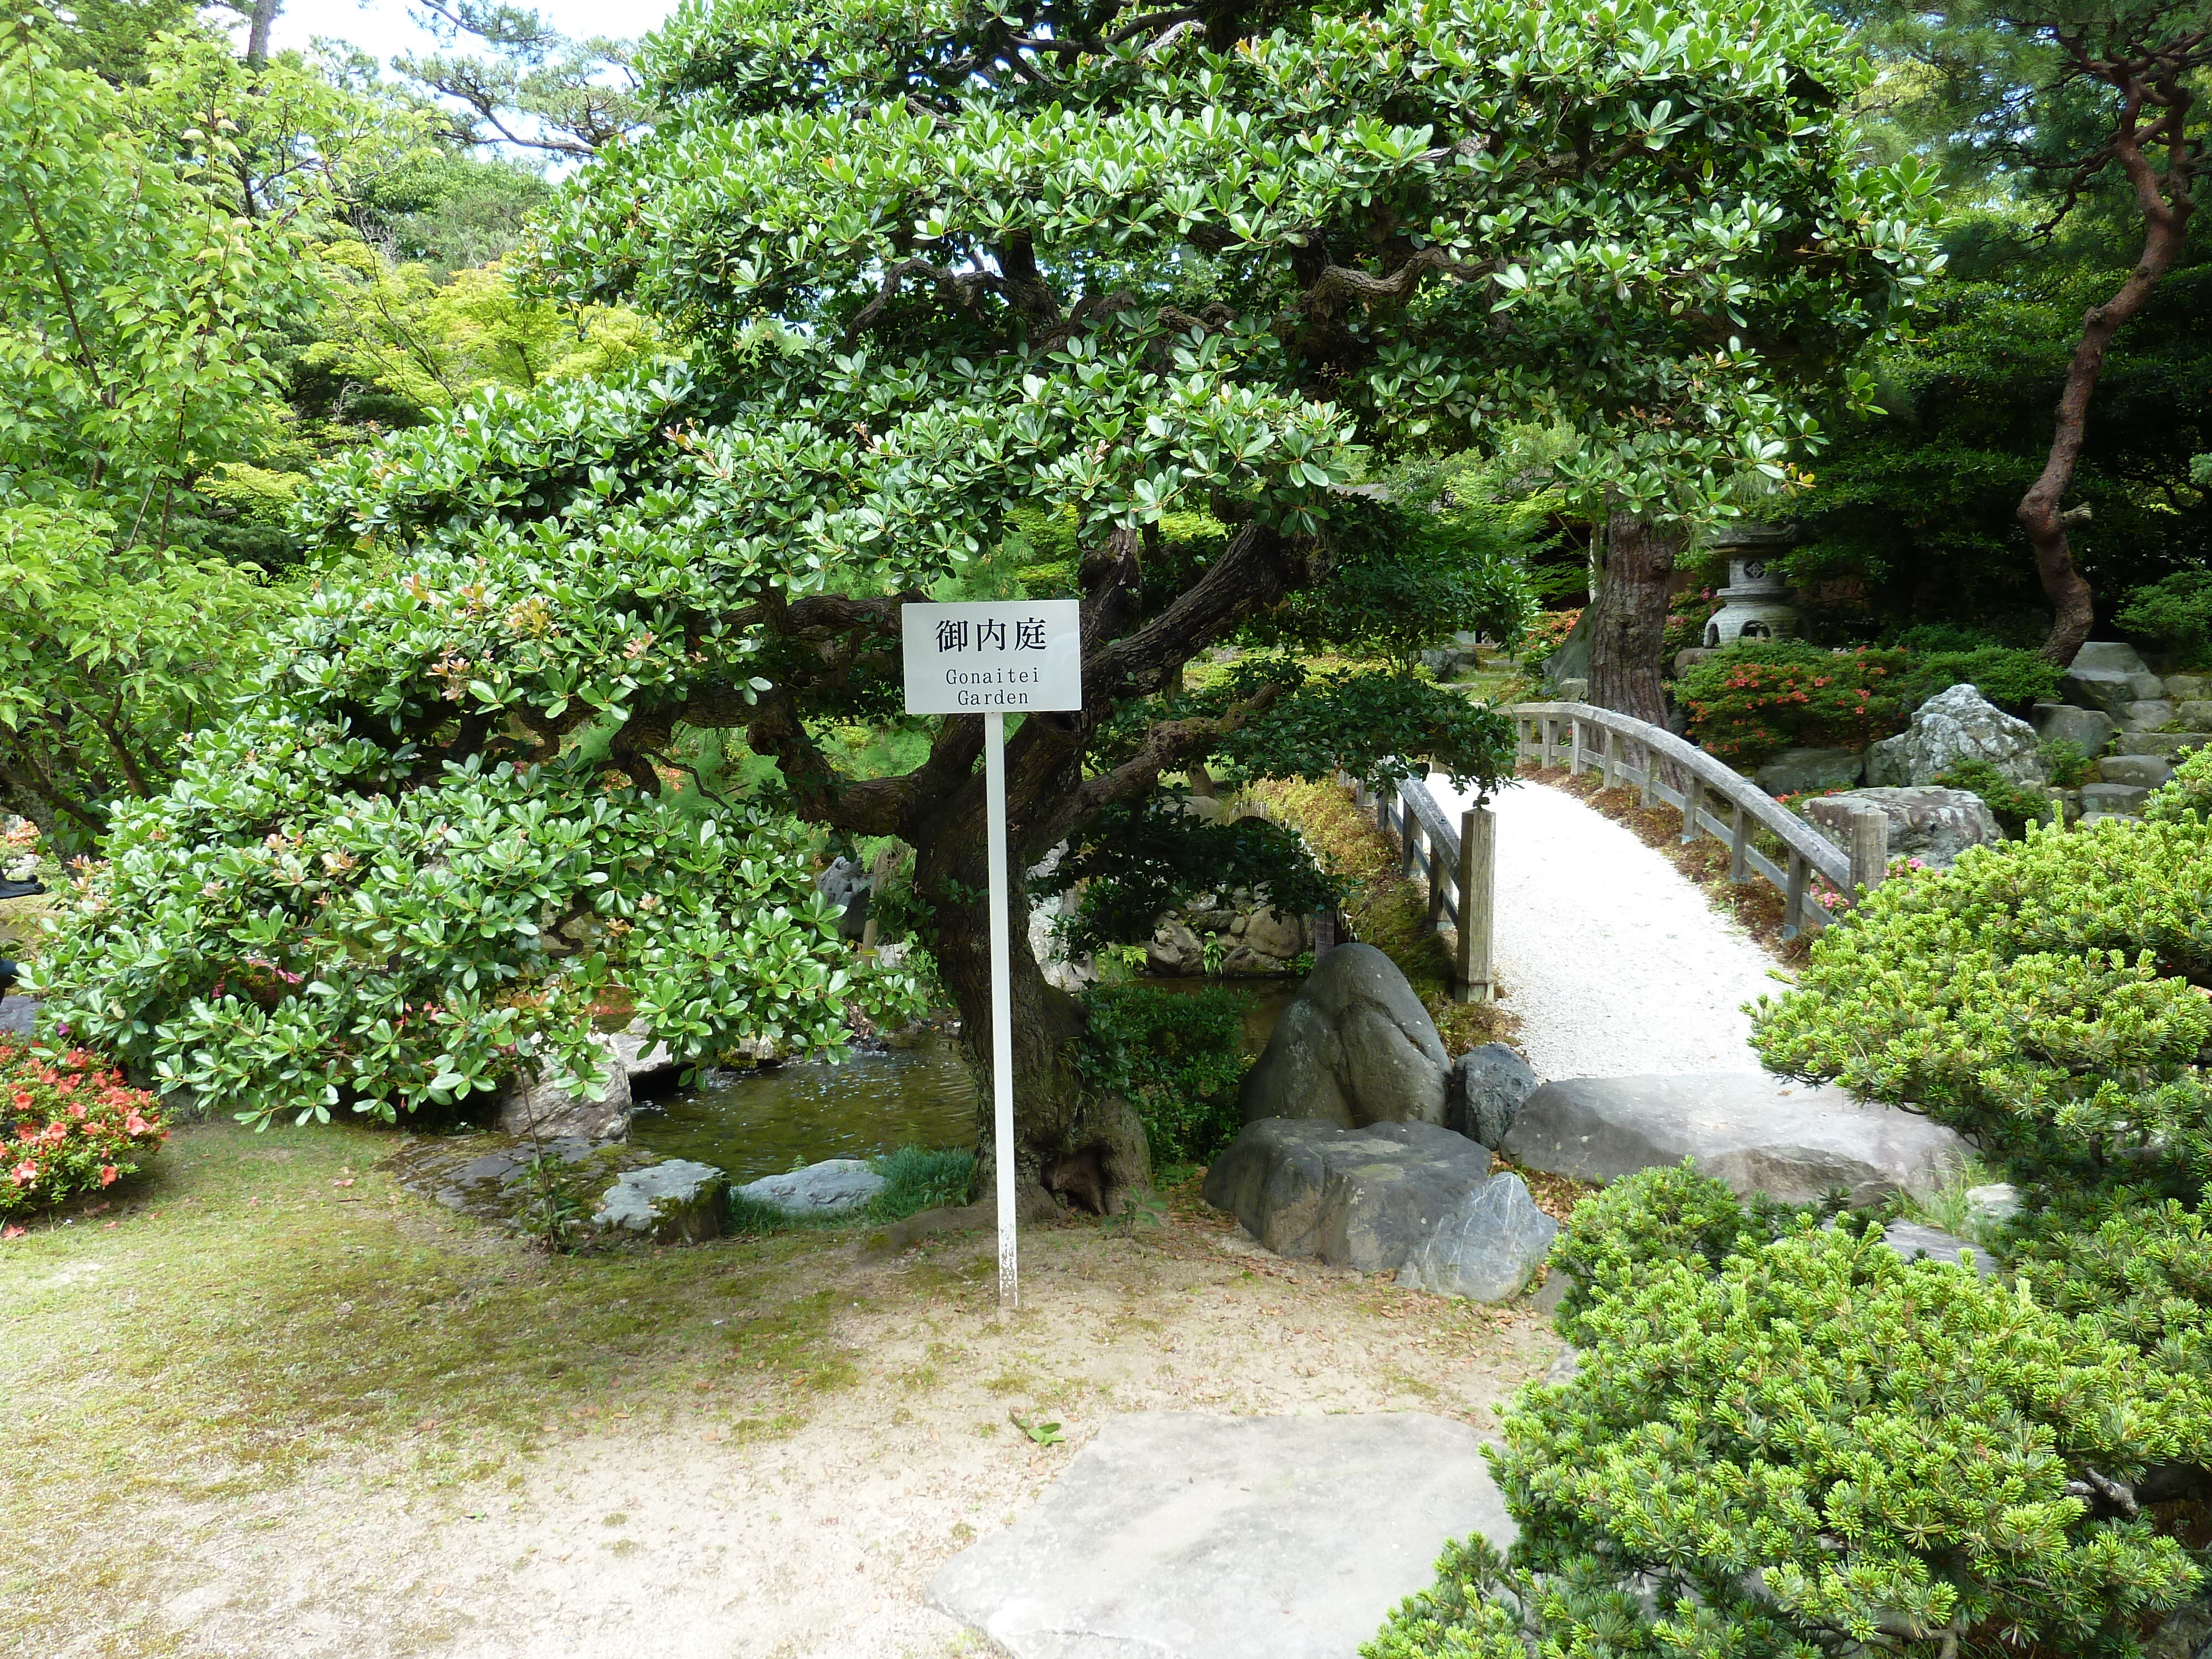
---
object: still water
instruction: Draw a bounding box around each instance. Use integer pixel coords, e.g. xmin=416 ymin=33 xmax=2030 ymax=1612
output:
xmin=627 ymin=1031 xmax=980 ymax=1186
xmin=625 ymin=979 xmax=1297 ymax=1183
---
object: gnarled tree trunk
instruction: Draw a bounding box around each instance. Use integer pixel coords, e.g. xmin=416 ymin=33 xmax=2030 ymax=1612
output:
xmin=1585 ymin=510 xmax=1684 ymax=726
xmin=2019 ymin=51 xmax=2198 ymax=665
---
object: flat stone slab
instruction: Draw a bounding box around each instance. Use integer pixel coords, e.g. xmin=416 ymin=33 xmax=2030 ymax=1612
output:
xmin=594 ymin=1157 xmax=725 ymax=1242
xmin=736 ymin=1157 xmax=885 ymax=1215
xmin=1499 ymin=1073 xmax=1968 ymax=1206
xmin=930 ymin=1412 xmax=1514 ymax=1659
xmin=0 ymin=995 xmax=36 ymax=1037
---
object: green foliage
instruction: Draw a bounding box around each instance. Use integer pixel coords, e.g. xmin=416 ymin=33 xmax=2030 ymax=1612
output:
xmin=306 ymin=245 xmax=666 ymax=417
xmin=1752 ymin=818 xmax=2212 ymax=1198
xmin=2144 ymin=744 xmax=2212 ymax=822
xmin=1074 ymin=984 xmax=1249 ymax=1167
xmin=349 ymin=149 xmax=557 ymax=274
xmin=1039 ymin=794 xmax=1337 ymax=955
xmin=0 ymin=12 xmax=321 ymax=513
xmin=1543 ymin=1160 xmax=1807 ymax=1323
xmin=1934 ymin=757 xmax=2059 ymax=836
xmin=865 ymin=1144 xmax=975 ymax=1220
xmin=1678 ymin=641 xmax=1911 ymax=765
xmin=1252 ymin=465 xmax=1542 ymax=670
xmin=1902 ymin=645 xmax=2064 ymax=713
xmin=0 ymin=503 xmax=271 ymax=846
xmin=1376 ymin=1168 xmax=2210 ymax=1659
xmin=0 ymin=1034 xmax=169 ymax=1218
xmin=20 ymin=713 xmax=927 ymax=1130
xmin=2117 ymin=572 xmax=2212 ymax=670
xmin=2039 ymin=737 xmax=2095 ymax=788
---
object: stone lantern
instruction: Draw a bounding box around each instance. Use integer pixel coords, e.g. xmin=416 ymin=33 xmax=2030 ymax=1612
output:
xmin=1702 ymin=522 xmax=1801 ymax=648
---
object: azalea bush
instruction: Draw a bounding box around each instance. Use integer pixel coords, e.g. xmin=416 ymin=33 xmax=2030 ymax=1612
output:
xmin=1 ymin=1036 xmax=167 ymax=1218
xmin=1678 ymin=639 xmax=1910 ymax=764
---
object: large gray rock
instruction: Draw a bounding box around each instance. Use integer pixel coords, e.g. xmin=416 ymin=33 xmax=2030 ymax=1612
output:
xmin=2031 ymin=701 xmax=2115 ymax=757
xmin=2062 ymin=641 xmax=2166 ymax=713
xmin=2177 ymin=700 xmax=2212 ymax=730
xmin=1395 ymin=1173 xmax=1557 ymax=1301
xmin=930 ymin=1412 xmax=1516 ymax=1659
xmin=593 ymin=1159 xmax=726 ymax=1243
xmin=1751 ymin=747 xmax=1865 ymax=796
xmin=1205 ymin=1118 xmax=1537 ymax=1294
xmin=1868 ymin=684 xmax=2048 ymax=787
xmin=0 ymin=994 xmax=35 ymax=1037
xmin=1447 ymin=1044 xmax=1540 ymax=1147
xmin=2166 ymin=673 xmax=2212 ymax=701
xmin=1499 ymin=1073 xmax=1969 ymax=1206
xmin=494 ymin=1041 xmax=632 ymax=1140
xmin=736 ymin=1157 xmax=885 ymax=1215
xmin=2081 ymin=781 xmax=2151 ymax=816
xmin=1237 ymin=943 xmax=1447 ymax=1128
xmin=1802 ymin=786 xmax=2001 ymax=872
xmin=2119 ymin=699 xmax=2177 ymax=733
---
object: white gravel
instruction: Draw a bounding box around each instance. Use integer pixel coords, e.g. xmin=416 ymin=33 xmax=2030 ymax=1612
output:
xmin=1428 ymin=773 xmax=1786 ymax=1081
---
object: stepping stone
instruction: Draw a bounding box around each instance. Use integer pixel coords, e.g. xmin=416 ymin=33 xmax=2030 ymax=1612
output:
xmin=593 ymin=1158 xmax=725 ymax=1242
xmin=1499 ymin=1073 xmax=1968 ymax=1206
xmin=1880 ymin=1220 xmax=1994 ymax=1276
xmin=930 ymin=1412 xmax=1514 ymax=1659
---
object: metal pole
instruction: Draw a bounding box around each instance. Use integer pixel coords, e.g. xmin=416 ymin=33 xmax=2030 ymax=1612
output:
xmin=985 ymin=711 xmax=1017 ymax=1312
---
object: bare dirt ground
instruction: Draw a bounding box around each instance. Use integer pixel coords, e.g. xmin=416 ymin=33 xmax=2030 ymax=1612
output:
xmin=7 ymin=1124 xmax=1559 ymax=1659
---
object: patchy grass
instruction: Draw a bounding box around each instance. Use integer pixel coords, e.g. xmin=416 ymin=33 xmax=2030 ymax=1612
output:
xmin=1249 ymin=775 xmax=1519 ymax=1053
xmin=1525 ymin=763 xmax=1812 ymax=966
xmin=0 ymin=1118 xmax=860 ymax=1632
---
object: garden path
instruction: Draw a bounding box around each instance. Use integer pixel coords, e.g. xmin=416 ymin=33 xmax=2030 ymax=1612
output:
xmin=1426 ymin=773 xmax=1785 ymax=1079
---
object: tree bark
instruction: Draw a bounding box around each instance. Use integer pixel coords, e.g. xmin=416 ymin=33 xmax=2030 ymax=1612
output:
xmin=2018 ymin=67 xmax=2197 ymax=665
xmin=1585 ymin=510 xmax=1682 ymax=726
xmin=911 ymin=766 xmax=1150 ymax=1217
xmin=243 ymin=0 xmax=281 ymax=66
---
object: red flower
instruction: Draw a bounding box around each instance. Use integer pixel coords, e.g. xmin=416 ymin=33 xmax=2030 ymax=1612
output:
xmin=98 ymin=1165 xmax=118 ymax=1187
xmin=8 ymin=1161 xmax=35 ymax=1186
xmin=8 ymin=1089 xmax=28 ymax=1112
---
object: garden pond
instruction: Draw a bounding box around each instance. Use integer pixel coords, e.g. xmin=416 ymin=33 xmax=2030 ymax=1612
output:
xmin=629 ymin=978 xmax=1296 ymax=1183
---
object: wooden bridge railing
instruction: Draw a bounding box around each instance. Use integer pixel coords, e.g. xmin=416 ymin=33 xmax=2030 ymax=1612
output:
xmin=1509 ymin=701 xmax=1886 ymax=939
xmin=1346 ymin=773 xmax=1498 ymax=1003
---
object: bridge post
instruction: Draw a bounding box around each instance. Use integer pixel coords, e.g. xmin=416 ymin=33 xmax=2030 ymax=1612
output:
xmin=1455 ymin=805 xmax=1495 ymax=1003
xmin=1601 ymin=728 xmax=1621 ymax=791
xmin=1681 ymin=777 xmax=1703 ymax=844
xmin=1728 ymin=801 xmax=1752 ymax=883
xmin=1848 ymin=804 xmax=1890 ymax=898
xmin=1568 ymin=717 xmax=1585 ymax=775
xmin=1782 ymin=851 xmax=1808 ymax=940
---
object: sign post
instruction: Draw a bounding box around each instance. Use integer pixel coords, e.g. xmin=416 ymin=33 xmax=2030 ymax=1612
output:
xmin=900 ymin=599 xmax=1083 ymax=1312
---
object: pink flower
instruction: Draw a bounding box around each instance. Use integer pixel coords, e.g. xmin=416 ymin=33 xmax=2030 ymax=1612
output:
xmin=9 ymin=1161 xmax=35 ymax=1186
xmin=124 ymin=1114 xmax=152 ymax=1137
xmin=8 ymin=1089 xmax=28 ymax=1112
xmin=98 ymin=1165 xmax=118 ymax=1187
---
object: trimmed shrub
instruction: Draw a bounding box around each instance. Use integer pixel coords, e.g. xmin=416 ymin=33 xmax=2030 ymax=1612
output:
xmin=1 ymin=1037 xmax=168 ymax=1217
xmin=1677 ymin=640 xmax=1910 ymax=765
xmin=1073 ymin=983 xmax=1249 ymax=1167
xmin=1903 ymin=645 xmax=2065 ymax=713
xmin=1372 ymin=1170 xmax=2210 ymax=1659
xmin=1752 ymin=817 xmax=2212 ymax=1193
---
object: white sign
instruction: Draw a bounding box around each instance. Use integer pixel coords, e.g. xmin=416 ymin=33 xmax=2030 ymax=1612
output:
xmin=900 ymin=600 xmax=1083 ymax=716
xmin=899 ymin=599 xmax=1084 ymax=1314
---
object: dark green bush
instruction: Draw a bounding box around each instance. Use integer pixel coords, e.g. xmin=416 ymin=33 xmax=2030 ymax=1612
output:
xmin=1074 ymin=983 xmax=1249 ymax=1167
xmin=2117 ymin=571 xmax=2212 ymax=669
xmin=1678 ymin=640 xmax=1910 ymax=765
xmin=1903 ymin=645 xmax=2065 ymax=712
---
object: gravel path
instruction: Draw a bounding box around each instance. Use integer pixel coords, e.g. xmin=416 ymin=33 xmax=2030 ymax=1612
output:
xmin=1428 ymin=774 xmax=1784 ymax=1081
